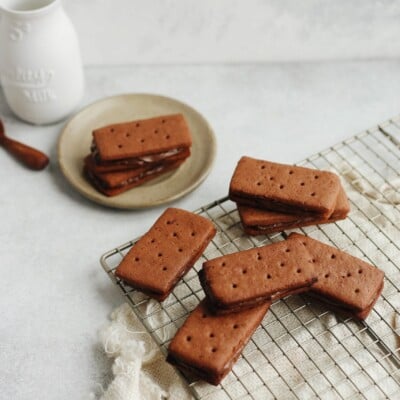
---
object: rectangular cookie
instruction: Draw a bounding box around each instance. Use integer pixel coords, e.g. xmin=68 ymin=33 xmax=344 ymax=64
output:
xmin=92 ymin=114 xmax=192 ymax=163
xmin=238 ymin=185 xmax=350 ymax=235
xmin=167 ymin=299 xmax=270 ymax=385
xmin=115 ymin=208 xmax=216 ymax=301
xmin=288 ymin=233 xmax=384 ymax=319
xmin=84 ymin=157 xmax=186 ymax=197
xmin=200 ymin=237 xmax=317 ymax=313
xmin=229 ymin=157 xmax=341 ymax=218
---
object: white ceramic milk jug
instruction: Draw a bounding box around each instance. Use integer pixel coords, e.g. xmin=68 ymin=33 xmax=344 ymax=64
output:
xmin=0 ymin=0 xmax=84 ymax=124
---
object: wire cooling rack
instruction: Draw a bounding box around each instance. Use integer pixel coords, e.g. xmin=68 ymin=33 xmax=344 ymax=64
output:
xmin=100 ymin=116 xmax=400 ymax=399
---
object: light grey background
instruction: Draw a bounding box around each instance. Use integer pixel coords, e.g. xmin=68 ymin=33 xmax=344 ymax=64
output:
xmin=64 ymin=0 xmax=400 ymax=65
xmin=1 ymin=1 xmax=400 ymax=399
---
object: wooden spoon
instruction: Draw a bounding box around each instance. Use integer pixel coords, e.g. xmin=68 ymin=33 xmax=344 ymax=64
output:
xmin=0 ymin=119 xmax=49 ymax=170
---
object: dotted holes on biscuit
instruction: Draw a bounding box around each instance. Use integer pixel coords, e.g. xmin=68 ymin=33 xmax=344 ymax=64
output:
xmin=279 ymin=184 xmax=285 ymax=189
xmin=178 ymin=248 xmax=183 ymax=253
xmin=150 ymin=238 xmax=156 ymax=244
xmin=186 ymin=336 xmax=192 ymax=342
xmin=136 ymin=123 xmax=140 ymax=128
xmin=191 ymin=231 xmax=196 ymax=237
xmin=232 ymin=283 xmax=238 ymax=289
xmin=257 ymin=253 xmax=262 ymax=260
xmin=358 ymin=269 xmax=363 ymax=274
xmin=126 ymin=132 xmax=131 ymax=137
xmin=296 ymin=268 xmax=302 ymax=273
xmin=135 ymin=257 xmax=140 ymax=262
xmin=233 ymin=324 xmax=239 ymax=329
xmin=257 ymin=181 xmax=262 ymax=186
xmin=300 ymin=182 xmax=305 ymax=186
xmin=172 ymin=232 xmax=178 ymax=238
xmin=280 ymin=262 xmax=285 ymax=267
xmin=140 ymin=138 xmax=145 ymax=144
xmin=118 ymin=144 xmax=123 ymax=148
xmin=166 ymin=135 xmax=170 ymax=140
xmin=211 ymin=347 xmax=217 ymax=353
xmin=242 ymin=269 xmax=247 ymax=274
xmin=311 ymin=192 xmax=316 ymax=197
xmin=209 ymin=332 xmax=215 ymax=338
xmin=162 ymin=119 xmax=166 ymax=124
xmin=324 ymin=273 xmax=330 ymax=278
xmin=267 ymin=274 xmax=272 ymax=280
xmin=289 ymin=170 xmax=294 ymax=175
xmin=158 ymin=252 xmax=163 ymax=257
xmin=355 ymin=288 xmax=360 ymax=293
xmin=110 ymin=128 xmax=115 ymax=133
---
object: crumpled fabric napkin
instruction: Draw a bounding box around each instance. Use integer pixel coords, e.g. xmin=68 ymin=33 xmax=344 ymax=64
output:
xmin=90 ymin=303 xmax=192 ymax=400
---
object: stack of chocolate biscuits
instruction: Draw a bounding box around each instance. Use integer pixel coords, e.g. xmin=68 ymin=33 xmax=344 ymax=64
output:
xmin=112 ymin=160 xmax=384 ymax=387
xmin=84 ymin=114 xmax=192 ymax=196
xmin=229 ymin=157 xmax=350 ymax=235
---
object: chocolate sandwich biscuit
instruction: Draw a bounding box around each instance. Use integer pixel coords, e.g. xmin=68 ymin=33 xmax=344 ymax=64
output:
xmin=229 ymin=157 xmax=341 ymax=218
xmin=200 ymin=237 xmax=317 ymax=313
xmin=84 ymin=158 xmax=184 ymax=197
xmin=167 ymin=299 xmax=270 ymax=385
xmin=115 ymin=208 xmax=216 ymax=301
xmin=288 ymin=233 xmax=384 ymax=319
xmin=238 ymin=186 xmax=350 ymax=235
xmin=92 ymin=114 xmax=192 ymax=166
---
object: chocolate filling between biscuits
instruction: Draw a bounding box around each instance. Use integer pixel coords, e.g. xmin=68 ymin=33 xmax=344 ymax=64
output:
xmin=91 ymin=142 xmax=186 ymax=166
xmin=199 ymin=269 xmax=317 ymax=314
xmin=231 ymin=193 xmax=333 ymax=218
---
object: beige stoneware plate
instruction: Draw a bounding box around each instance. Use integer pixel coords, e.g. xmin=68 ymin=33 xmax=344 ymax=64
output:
xmin=58 ymin=94 xmax=216 ymax=209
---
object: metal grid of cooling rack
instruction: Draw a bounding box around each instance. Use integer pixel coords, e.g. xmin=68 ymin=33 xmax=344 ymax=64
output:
xmin=101 ymin=116 xmax=400 ymax=400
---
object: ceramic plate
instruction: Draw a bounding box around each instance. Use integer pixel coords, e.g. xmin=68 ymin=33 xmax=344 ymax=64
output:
xmin=58 ymin=94 xmax=216 ymax=209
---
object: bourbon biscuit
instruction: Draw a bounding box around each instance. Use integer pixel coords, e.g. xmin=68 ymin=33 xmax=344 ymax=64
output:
xmin=288 ymin=233 xmax=384 ymax=319
xmin=229 ymin=157 xmax=341 ymax=218
xmin=167 ymin=299 xmax=270 ymax=385
xmin=200 ymin=237 xmax=316 ymax=313
xmin=84 ymin=158 xmax=185 ymax=197
xmin=92 ymin=114 xmax=192 ymax=162
xmin=115 ymin=208 xmax=216 ymax=300
xmin=238 ymin=186 xmax=350 ymax=235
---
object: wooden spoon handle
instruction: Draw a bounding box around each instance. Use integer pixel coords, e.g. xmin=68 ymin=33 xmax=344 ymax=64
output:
xmin=2 ymin=137 xmax=49 ymax=170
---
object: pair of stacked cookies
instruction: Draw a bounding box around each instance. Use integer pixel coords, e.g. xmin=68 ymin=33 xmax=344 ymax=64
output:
xmin=84 ymin=114 xmax=192 ymax=196
xmin=230 ymin=157 xmax=350 ymax=235
xmin=200 ymin=233 xmax=384 ymax=320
